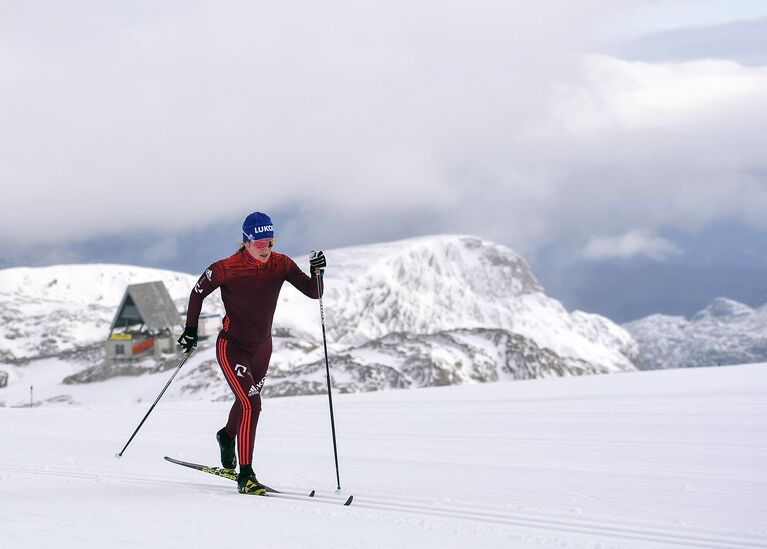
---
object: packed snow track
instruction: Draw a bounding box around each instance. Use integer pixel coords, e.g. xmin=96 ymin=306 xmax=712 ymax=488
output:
xmin=1 ymin=364 xmax=765 ymax=548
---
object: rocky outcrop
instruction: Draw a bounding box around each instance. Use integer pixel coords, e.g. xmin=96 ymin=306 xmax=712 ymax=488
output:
xmin=245 ymin=328 xmax=607 ymax=397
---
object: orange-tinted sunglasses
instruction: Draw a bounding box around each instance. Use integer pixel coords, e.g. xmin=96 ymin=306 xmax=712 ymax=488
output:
xmin=250 ymin=238 xmax=275 ymax=249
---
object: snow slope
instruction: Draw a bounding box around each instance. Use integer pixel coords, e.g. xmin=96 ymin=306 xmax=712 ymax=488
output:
xmin=1 ymin=364 xmax=765 ymax=548
xmin=0 ymin=264 xmax=213 ymax=361
xmin=625 ymin=298 xmax=767 ymax=369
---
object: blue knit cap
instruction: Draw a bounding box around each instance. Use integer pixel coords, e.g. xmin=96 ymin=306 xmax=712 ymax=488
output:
xmin=242 ymin=212 xmax=274 ymax=242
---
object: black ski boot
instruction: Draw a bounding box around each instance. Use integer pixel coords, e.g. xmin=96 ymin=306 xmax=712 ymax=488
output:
xmin=237 ymin=465 xmax=267 ymax=495
xmin=216 ymin=428 xmax=237 ymax=471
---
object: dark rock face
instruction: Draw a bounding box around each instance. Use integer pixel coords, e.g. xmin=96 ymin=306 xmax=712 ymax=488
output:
xmin=251 ymin=328 xmax=611 ymax=398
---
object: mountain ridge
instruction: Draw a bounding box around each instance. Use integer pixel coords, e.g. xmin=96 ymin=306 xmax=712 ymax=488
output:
xmin=1 ymin=235 xmax=641 ymax=402
xmin=624 ymin=297 xmax=767 ymax=369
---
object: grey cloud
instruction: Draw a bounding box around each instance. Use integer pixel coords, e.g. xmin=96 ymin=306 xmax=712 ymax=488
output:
xmin=1 ymin=1 xmax=766 ymax=263
xmin=619 ymin=16 xmax=767 ymax=66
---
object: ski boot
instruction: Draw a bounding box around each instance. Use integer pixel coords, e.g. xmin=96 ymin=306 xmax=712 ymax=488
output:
xmin=216 ymin=427 xmax=237 ymax=472
xmin=237 ymin=465 xmax=267 ymax=495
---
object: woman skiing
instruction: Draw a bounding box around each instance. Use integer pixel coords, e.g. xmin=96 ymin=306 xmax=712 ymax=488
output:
xmin=177 ymin=211 xmax=326 ymax=495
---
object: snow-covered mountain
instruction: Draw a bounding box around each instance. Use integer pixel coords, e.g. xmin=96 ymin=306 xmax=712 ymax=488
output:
xmin=0 ymin=235 xmax=641 ymax=401
xmin=624 ymin=297 xmax=767 ymax=370
xmin=280 ymin=236 xmax=640 ymax=371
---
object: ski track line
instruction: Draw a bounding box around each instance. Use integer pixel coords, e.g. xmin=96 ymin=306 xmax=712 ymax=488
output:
xmin=305 ymin=488 xmax=764 ymax=549
xmin=0 ymin=464 xmax=346 ymax=505
xmin=560 ymin=488 xmax=767 ymax=520
xmin=2 ymin=464 xmax=763 ymax=548
xmin=343 ymin=498 xmax=763 ymax=549
xmin=0 ymin=464 xmax=227 ymax=492
xmin=336 ymin=430 xmax=767 ymax=451
xmin=347 ymin=452 xmax=767 ymax=484
xmin=334 ymin=431 xmax=767 ymax=457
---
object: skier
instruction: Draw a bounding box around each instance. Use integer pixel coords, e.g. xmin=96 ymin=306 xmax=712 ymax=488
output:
xmin=177 ymin=211 xmax=327 ymax=495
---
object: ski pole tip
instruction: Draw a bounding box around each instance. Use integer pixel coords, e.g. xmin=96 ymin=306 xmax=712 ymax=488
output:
xmin=115 ymin=452 xmax=123 ymax=460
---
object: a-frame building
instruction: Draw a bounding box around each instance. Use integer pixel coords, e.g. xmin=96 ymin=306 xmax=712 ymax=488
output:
xmin=106 ymin=281 xmax=183 ymax=360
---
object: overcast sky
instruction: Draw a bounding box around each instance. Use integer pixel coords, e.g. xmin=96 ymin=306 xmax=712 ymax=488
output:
xmin=1 ymin=0 xmax=766 ymax=280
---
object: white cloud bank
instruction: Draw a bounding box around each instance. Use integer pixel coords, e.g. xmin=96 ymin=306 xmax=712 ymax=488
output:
xmin=580 ymin=230 xmax=681 ymax=261
xmin=530 ymin=55 xmax=767 ymax=244
xmin=1 ymin=1 xmax=766 ymax=256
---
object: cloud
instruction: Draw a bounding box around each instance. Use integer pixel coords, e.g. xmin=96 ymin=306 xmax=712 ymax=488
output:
xmin=1 ymin=2 xmax=766 ymax=263
xmin=580 ymin=230 xmax=681 ymax=261
xmin=554 ymin=55 xmax=766 ymax=131
xmin=619 ymin=16 xmax=767 ymax=67
xmin=140 ymin=236 xmax=179 ymax=264
xmin=415 ymin=53 xmax=767 ymax=255
xmin=528 ymin=55 xmax=767 ymax=240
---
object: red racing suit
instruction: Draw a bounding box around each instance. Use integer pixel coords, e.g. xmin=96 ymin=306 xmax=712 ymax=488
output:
xmin=184 ymin=249 xmax=322 ymax=466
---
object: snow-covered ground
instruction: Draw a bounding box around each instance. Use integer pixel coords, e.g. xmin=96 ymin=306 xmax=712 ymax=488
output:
xmin=1 ymin=363 xmax=765 ymax=548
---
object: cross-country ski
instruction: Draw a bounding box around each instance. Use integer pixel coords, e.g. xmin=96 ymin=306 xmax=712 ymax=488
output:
xmin=163 ymin=455 xmax=354 ymax=506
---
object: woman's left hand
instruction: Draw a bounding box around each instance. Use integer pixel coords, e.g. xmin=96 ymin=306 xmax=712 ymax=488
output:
xmin=309 ymin=250 xmax=327 ymax=273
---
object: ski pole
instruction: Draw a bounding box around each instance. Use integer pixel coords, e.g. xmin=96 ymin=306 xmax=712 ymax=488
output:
xmin=315 ymin=268 xmax=342 ymax=491
xmin=115 ymin=350 xmax=194 ymax=458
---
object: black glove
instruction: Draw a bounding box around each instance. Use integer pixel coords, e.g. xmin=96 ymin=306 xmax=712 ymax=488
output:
xmin=309 ymin=250 xmax=327 ymax=273
xmin=177 ymin=326 xmax=198 ymax=353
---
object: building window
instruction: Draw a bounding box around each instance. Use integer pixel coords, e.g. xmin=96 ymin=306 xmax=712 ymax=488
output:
xmin=115 ymin=344 xmax=125 ymax=356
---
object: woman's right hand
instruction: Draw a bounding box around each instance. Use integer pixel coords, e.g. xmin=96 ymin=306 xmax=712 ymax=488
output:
xmin=177 ymin=326 xmax=198 ymax=353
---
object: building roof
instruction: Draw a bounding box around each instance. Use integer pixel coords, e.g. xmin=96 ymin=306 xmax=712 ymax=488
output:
xmin=109 ymin=281 xmax=183 ymax=333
